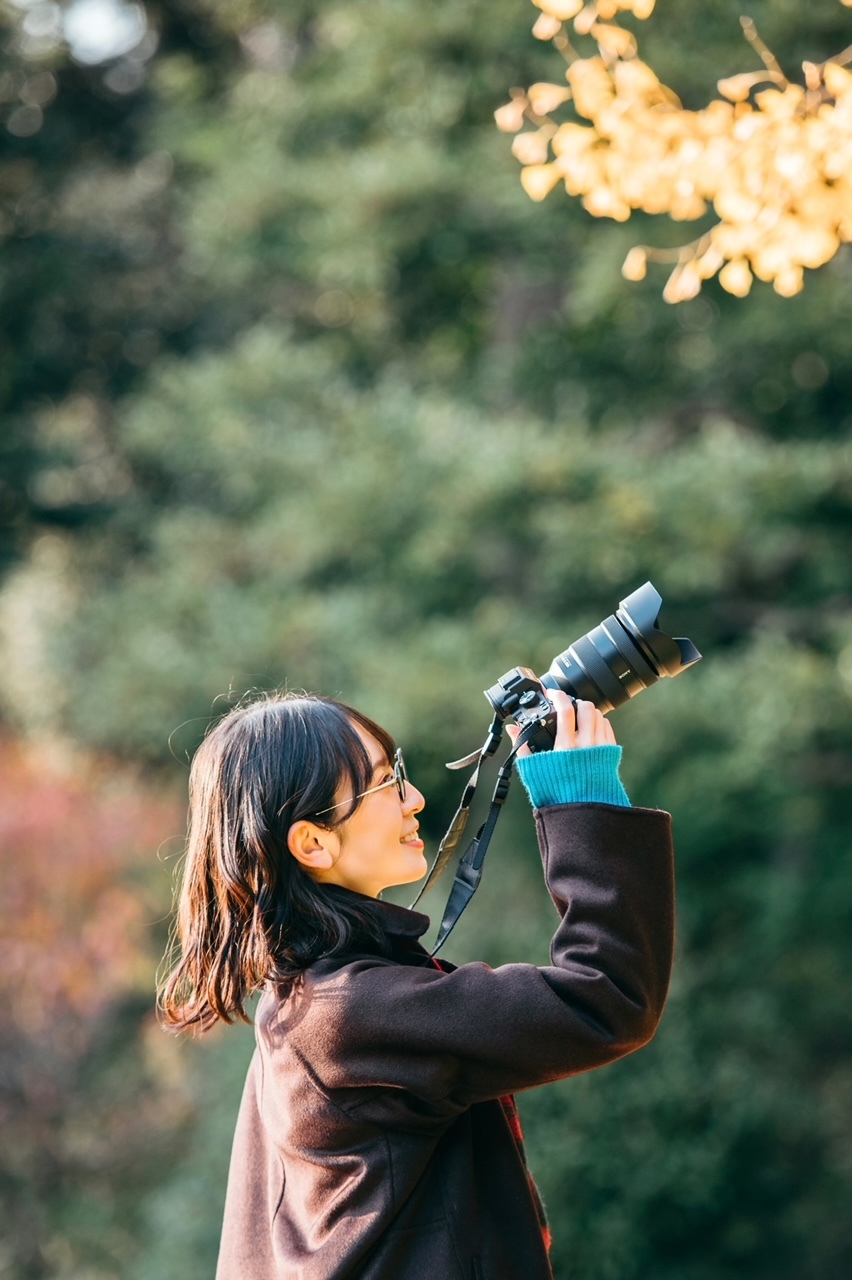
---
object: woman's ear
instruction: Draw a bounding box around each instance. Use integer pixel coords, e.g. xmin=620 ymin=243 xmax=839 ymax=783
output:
xmin=287 ymin=820 xmax=337 ymax=872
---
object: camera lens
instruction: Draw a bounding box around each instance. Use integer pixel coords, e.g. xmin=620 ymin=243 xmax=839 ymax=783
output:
xmin=540 ymin=582 xmax=701 ymax=714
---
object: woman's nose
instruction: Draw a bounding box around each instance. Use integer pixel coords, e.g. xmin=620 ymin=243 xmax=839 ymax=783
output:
xmin=403 ymin=782 xmax=425 ymax=813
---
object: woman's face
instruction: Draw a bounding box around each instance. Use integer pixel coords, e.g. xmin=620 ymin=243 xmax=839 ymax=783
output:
xmin=311 ymin=726 xmax=427 ymax=898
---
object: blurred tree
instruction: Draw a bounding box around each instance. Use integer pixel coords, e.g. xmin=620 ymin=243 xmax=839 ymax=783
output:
xmin=0 ymin=736 xmax=187 ymax=1279
xmin=0 ymin=0 xmax=248 ymax=575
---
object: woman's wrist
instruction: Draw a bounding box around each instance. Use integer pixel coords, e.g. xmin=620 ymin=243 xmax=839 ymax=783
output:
xmin=515 ymin=744 xmax=631 ymax=810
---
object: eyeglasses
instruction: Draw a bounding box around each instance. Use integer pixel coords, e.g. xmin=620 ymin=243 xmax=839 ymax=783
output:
xmin=314 ymin=748 xmax=409 ymax=817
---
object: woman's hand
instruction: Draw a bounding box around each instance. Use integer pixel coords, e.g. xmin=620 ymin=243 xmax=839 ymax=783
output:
xmin=506 ymin=689 xmax=617 ymax=756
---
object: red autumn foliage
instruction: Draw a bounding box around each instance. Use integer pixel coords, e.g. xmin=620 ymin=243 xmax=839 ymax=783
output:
xmin=0 ymin=735 xmax=184 ymax=1044
xmin=0 ymin=736 xmax=189 ymax=1278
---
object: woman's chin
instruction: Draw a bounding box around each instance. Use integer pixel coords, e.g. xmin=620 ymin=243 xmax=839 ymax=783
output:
xmin=391 ymin=850 xmax=429 ymax=890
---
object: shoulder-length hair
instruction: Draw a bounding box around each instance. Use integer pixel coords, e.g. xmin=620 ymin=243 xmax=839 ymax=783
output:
xmin=158 ymin=692 xmax=397 ymax=1033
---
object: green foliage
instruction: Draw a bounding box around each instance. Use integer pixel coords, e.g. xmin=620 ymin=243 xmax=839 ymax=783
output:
xmin=0 ymin=0 xmax=230 ymax=573
xmin=43 ymin=327 xmax=852 ymax=772
xmin=521 ymin=994 xmax=851 ymax=1280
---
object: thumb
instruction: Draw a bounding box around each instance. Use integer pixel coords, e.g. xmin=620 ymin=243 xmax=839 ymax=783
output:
xmin=505 ymin=722 xmax=531 ymax=758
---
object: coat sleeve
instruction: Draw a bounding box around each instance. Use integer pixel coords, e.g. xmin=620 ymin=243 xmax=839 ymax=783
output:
xmin=279 ymin=802 xmax=674 ymax=1117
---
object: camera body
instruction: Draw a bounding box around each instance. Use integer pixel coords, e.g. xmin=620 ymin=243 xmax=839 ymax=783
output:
xmin=483 ymin=666 xmax=561 ymax=753
xmin=484 ymin=582 xmax=701 ymax=753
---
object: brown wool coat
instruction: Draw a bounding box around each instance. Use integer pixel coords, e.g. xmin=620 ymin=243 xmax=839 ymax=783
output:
xmin=216 ymin=802 xmax=675 ymax=1280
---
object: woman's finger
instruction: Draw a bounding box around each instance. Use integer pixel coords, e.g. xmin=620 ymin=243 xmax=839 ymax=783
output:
xmin=573 ymin=699 xmax=592 ymax=747
xmin=550 ymin=689 xmax=579 ymax=752
xmin=511 ymin=691 xmax=615 ymax=754
xmin=574 ymin=699 xmax=610 ymax=748
xmin=506 ymin=722 xmax=532 ymax=759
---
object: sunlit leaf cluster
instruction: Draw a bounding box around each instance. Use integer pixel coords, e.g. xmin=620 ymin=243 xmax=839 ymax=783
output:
xmin=498 ymin=0 xmax=852 ymax=300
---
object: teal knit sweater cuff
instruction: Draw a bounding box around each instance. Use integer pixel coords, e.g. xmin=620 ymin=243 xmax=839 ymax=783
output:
xmin=515 ymin=745 xmax=631 ymax=809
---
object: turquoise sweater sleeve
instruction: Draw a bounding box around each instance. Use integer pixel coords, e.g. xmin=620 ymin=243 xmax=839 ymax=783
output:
xmin=515 ymin=745 xmax=631 ymax=809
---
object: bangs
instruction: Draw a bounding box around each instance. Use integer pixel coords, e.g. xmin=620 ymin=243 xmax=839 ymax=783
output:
xmin=242 ymin=694 xmax=398 ymax=829
xmin=195 ymin=692 xmax=399 ymax=833
xmin=310 ymin=701 xmax=398 ymax=826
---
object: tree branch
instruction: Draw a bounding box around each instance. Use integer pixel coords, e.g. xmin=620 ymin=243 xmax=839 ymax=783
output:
xmin=739 ymin=16 xmax=789 ymax=87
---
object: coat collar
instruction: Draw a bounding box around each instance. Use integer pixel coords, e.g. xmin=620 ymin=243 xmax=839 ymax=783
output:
xmin=326 ymin=884 xmax=431 ymax=942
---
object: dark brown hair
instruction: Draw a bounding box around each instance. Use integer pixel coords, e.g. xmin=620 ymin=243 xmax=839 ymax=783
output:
xmin=158 ymin=692 xmax=397 ymax=1033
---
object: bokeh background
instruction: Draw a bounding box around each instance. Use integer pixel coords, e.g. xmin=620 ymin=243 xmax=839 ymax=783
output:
xmin=1 ymin=1 xmax=851 ymax=1277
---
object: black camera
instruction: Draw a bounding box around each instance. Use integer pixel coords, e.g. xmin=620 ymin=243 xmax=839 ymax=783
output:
xmin=484 ymin=582 xmax=701 ymax=753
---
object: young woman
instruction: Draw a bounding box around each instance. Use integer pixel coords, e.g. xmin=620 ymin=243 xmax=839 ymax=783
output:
xmin=160 ymin=688 xmax=674 ymax=1280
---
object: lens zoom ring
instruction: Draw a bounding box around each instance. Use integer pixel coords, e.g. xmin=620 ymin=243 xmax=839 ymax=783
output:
xmin=602 ymin=619 xmax=658 ymax=690
xmin=569 ymin=635 xmax=629 ymax=711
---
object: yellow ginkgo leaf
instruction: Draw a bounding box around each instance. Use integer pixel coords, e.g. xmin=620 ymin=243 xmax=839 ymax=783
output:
xmin=670 ymin=191 xmax=708 ymax=220
xmin=613 ymin=58 xmax=664 ymax=103
xmin=824 ymin=62 xmax=852 ymax=98
xmin=622 ymin=246 xmax=648 ymax=280
xmin=717 ymin=73 xmax=765 ymax=103
xmin=718 ymin=258 xmax=753 ymax=296
xmin=695 ymin=244 xmax=725 ymax=278
xmin=696 ymin=99 xmax=736 ymax=134
xmin=567 ymin=57 xmax=616 ymax=120
xmin=494 ymin=98 xmax=528 ymax=133
xmin=751 ymin=240 xmax=791 ymax=282
xmin=754 ymin=86 xmax=805 ymax=118
xmin=663 ymin=261 xmax=702 ymax=303
xmin=528 ymin=82 xmax=573 ymax=115
xmin=714 ymin=190 xmax=762 ymax=223
xmin=520 ymin=163 xmax=563 ymax=201
xmin=572 ymin=7 xmax=597 ymax=37
xmin=512 ymin=127 xmax=556 ymax=166
xmin=592 ymin=23 xmax=637 ymax=59
xmin=793 ymin=224 xmax=840 ymax=269
xmin=711 ymin=221 xmax=759 ymax=259
xmin=552 ymin=121 xmax=597 ymax=156
xmin=532 ymin=13 xmax=563 ymax=41
xmin=558 ymin=150 xmax=604 ymax=195
xmin=583 ymin=185 xmax=631 ymax=220
xmin=534 ymin=0 xmax=583 ymax=20
xmin=773 ymin=265 xmax=805 ymax=296
xmin=640 ymin=184 xmax=680 ymax=215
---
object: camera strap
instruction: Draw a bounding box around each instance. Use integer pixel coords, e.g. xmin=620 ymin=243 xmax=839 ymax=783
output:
xmin=409 ymin=714 xmax=504 ymax=911
xmin=429 ymin=721 xmax=540 ymax=956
